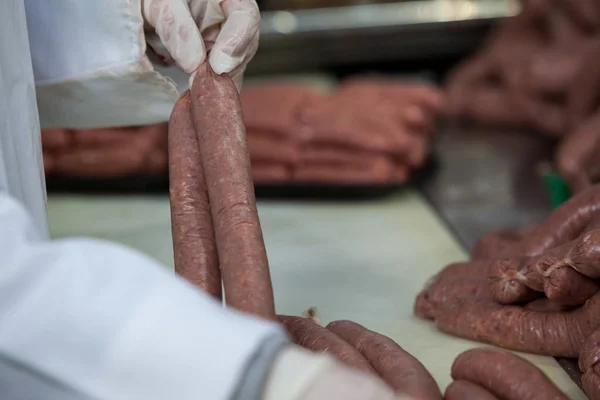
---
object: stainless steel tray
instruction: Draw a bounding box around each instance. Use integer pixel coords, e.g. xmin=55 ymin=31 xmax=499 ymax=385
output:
xmin=249 ymin=0 xmax=519 ymax=74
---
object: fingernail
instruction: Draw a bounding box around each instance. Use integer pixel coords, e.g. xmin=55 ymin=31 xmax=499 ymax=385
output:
xmin=209 ymin=51 xmax=242 ymax=75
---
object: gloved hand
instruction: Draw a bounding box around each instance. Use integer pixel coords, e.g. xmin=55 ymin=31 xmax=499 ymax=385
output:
xmin=142 ymin=0 xmax=260 ymax=89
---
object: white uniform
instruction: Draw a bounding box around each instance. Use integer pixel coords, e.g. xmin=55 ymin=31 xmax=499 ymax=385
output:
xmin=0 ymin=1 xmax=288 ymax=399
xmin=0 ymin=1 xmax=406 ymax=398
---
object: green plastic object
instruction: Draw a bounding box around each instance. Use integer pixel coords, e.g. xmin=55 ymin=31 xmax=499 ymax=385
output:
xmin=541 ymin=168 xmax=571 ymax=208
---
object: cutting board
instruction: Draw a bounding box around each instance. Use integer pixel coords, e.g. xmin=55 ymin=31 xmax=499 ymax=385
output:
xmin=47 ymin=191 xmax=586 ymax=398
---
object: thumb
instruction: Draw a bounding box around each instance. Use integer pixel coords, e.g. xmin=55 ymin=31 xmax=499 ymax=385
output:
xmin=143 ymin=0 xmax=206 ymax=74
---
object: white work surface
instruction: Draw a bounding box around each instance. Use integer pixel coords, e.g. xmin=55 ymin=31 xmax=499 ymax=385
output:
xmin=47 ymin=190 xmax=586 ymax=398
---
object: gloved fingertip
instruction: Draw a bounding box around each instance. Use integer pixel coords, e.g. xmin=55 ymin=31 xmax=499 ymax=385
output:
xmin=209 ymin=51 xmax=242 ymax=75
xmin=181 ymin=53 xmax=206 ymax=76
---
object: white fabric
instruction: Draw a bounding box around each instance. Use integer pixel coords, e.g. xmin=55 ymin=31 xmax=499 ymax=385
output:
xmin=299 ymin=364 xmax=406 ymax=400
xmin=25 ymin=0 xmax=180 ymax=129
xmin=0 ymin=191 xmax=286 ymax=400
xmin=264 ymin=346 xmax=408 ymax=400
xmin=2 ymin=2 xmax=294 ymax=399
xmin=24 ymin=0 xmax=259 ymax=129
xmin=0 ymin=0 xmax=48 ymax=237
xmin=264 ymin=346 xmax=335 ymax=400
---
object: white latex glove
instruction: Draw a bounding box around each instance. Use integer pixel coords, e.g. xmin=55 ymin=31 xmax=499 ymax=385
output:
xmin=142 ymin=0 xmax=260 ymax=89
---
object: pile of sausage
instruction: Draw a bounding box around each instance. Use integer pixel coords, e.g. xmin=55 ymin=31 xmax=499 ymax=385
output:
xmin=556 ymin=111 xmax=600 ymax=193
xmin=445 ymin=0 xmax=600 ymax=137
xmin=41 ymin=124 xmax=168 ymax=177
xmin=416 ymin=184 xmax=600 ymax=399
xmin=168 ymin=64 xmax=576 ymax=399
xmin=41 ymin=77 xmax=440 ymax=187
xmin=241 ymin=78 xmax=442 ymax=185
xmin=445 ymin=0 xmax=600 ymax=195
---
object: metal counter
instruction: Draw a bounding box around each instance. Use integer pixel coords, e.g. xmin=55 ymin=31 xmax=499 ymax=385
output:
xmin=250 ymin=0 xmax=519 ymax=74
xmin=421 ymin=124 xmax=555 ymax=250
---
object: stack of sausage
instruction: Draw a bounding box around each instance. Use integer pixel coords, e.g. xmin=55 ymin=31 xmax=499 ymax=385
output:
xmin=41 ymin=124 xmax=168 ymax=177
xmin=241 ymin=78 xmax=442 ymax=185
xmin=556 ymin=111 xmax=600 ymax=194
xmin=41 ymin=77 xmax=441 ymax=187
xmin=415 ymin=184 xmax=600 ymax=399
xmin=445 ymin=0 xmax=600 ymax=136
xmin=445 ymin=0 xmax=600 ymax=196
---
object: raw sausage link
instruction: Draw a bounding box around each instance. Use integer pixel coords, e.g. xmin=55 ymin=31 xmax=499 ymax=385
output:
xmin=326 ymin=320 xmax=442 ymax=399
xmin=300 ymin=146 xmax=389 ymax=168
xmin=339 ymin=78 xmax=445 ymax=115
xmin=251 ymin=163 xmax=291 ymax=184
xmin=471 ymin=226 xmax=534 ymax=260
xmin=417 ymin=260 xmax=600 ymax=357
xmin=52 ymin=145 xmax=148 ymax=177
xmin=488 ymin=257 xmax=540 ymax=304
xmin=520 ymin=185 xmax=600 ymax=257
xmin=247 ymin=133 xmax=299 ymax=165
xmin=414 ymin=261 xmax=491 ymax=320
xmin=523 ymin=298 xmax=571 ymax=313
xmin=489 ymin=240 xmax=600 ymax=306
xmin=567 ymin=228 xmax=600 ymax=278
xmin=451 ymin=348 xmax=569 ymax=400
xmin=579 ymin=328 xmax=600 ymax=400
xmin=168 ymin=92 xmax=221 ymax=299
xmin=278 ymin=315 xmax=376 ymax=375
xmin=557 ymin=108 xmax=600 ymax=193
xmin=567 ymin=35 xmax=600 ymax=127
xmin=582 ymin=370 xmax=600 ymax=400
xmin=41 ymin=129 xmax=72 ymax=150
xmin=191 ymin=64 xmax=275 ymax=320
xmin=433 ymin=291 xmax=600 ymax=357
xmin=240 ymin=83 xmax=319 ymax=136
xmin=444 ymin=380 xmax=500 ymax=400
xmin=504 ymin=62 xmax=567 ymax=137
xmin=536 ymin=254 xmax=599 ymax=306
xmin=71 ymin=127 xmax=142 ymax=147
xmin=293 ymin=160 xmax=395 ymax=184
xmin=43 ymin=152 xmax=56 ymax=175
xmin=461 ymin=85 xmax=528 ymax=128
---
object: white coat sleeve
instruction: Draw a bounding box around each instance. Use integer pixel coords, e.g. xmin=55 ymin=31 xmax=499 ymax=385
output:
xmin=0 ymin=191 xmax=289 ymax=400
xmin=24 ymin=0 xmax=189 ymax=129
